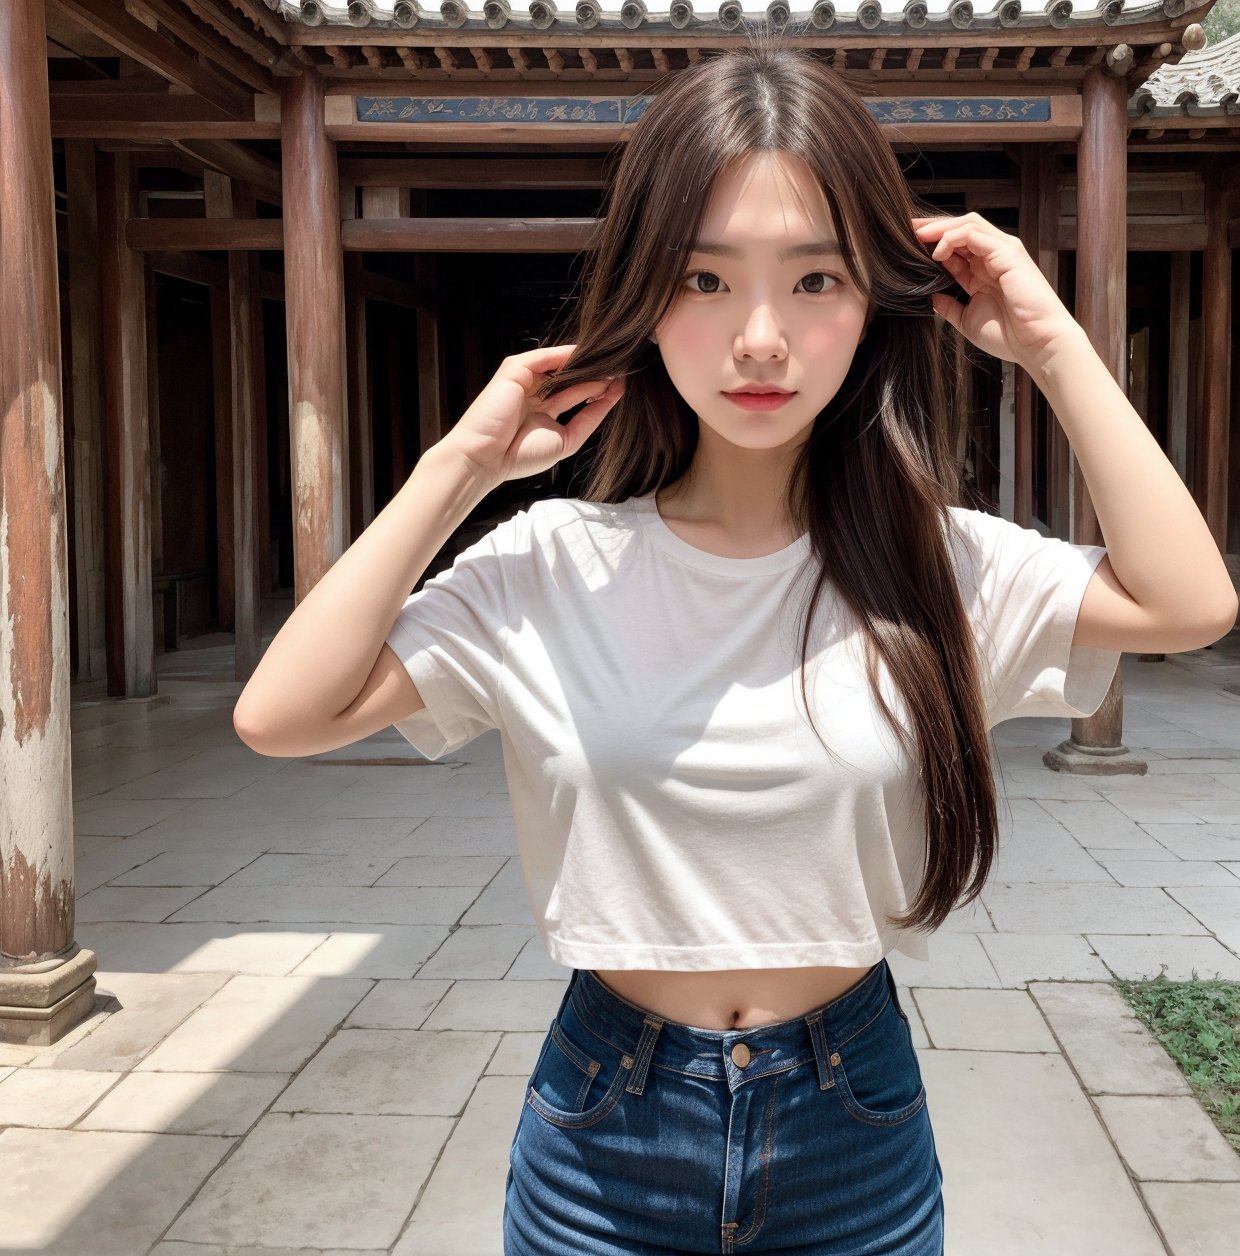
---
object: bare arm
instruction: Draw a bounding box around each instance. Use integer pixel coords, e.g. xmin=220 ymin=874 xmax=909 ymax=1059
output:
xmin=233 ymin=444 xmax=498 ymax=757
xmin=233 ymin=343 xmax=624 ymax=758
xmin=1033 ymin=330 xmax=1238 ymax=648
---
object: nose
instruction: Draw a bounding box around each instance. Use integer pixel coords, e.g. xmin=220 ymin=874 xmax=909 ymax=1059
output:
xmin=735 ymin=302 xmax=786 ymax=361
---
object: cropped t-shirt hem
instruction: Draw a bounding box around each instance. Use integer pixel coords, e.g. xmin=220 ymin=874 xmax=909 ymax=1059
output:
xmin=541 ymin=932 xmax=930 ymax=971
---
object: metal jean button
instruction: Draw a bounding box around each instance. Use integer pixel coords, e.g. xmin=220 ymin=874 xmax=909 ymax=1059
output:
xmin=730 ymin=1042 xmax=752 ymax=1068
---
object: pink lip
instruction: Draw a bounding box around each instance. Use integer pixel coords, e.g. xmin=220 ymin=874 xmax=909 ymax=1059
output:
xmin=722 ymin=390 xmax=796 ymax=411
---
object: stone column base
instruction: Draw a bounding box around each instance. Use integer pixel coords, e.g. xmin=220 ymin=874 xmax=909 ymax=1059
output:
xmin=1043 ymin=738 xmax=1149 ymax=776
xmin=0 ymin=946 xmax=99 ymax=1046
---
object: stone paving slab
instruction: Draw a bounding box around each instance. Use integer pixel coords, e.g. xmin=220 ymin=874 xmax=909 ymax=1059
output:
xmin=165 ymin=883 xmax=478 ymax=925
xmin=271 ymin=1027 xmax=500 ymax=1116
xmin=0 ymin=1067 xmax=120 ymax=1127
xmin=285 ymin=924 xmax=450 ymax=978
xmin=1140 ymin=1182 xmax=1240 ymax=1256
xmin=79 ymin=1070 xmax=292 ymax=1136
xmin=1029 ymin=982 xmax=1192 ymax=1096
xmin=165 ymin=1112 xmax=450 ymax=1251
xmin=135 ymin=975 xmax=370 ymax=1074
xmin=74 ymin=922 xmax=333 ymax=975
xmin=27 ymin=971 xmax=233 ymax=1072
xmin=0 ymin=1127 xmax=233 ymax=1256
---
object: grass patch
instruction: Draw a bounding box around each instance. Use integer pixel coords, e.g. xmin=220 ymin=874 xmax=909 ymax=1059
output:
xmin=1113 ymin=972 xmax=1240 ymax=1155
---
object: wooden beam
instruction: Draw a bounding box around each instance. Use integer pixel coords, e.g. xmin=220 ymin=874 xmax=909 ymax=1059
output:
xmin=126 ymin=0 xmax=276 ymax=96
xmin=179 ymin=0 xmax=284 ymax=70
xmin=337 ymin=156 xmax=607 ymax=189
xmin=50 ymin=91 xmax=237 ymax=124
xmin=46 ymin=0 xmax=251 ymax=118
xmin=121 ymin=215 xmax=1222 ymax=257
xmin=172 ymin=139 xmax=282 ymax=204
xmin=126 ymin=218 xmax=284 ymax=250
xmin=342 ymin=217 xmax=600 ymax=252
xmin=53 ymin=121 xmax=279 ymax=141
xmin=1059 ymin=222 xmax=1207 ymax=251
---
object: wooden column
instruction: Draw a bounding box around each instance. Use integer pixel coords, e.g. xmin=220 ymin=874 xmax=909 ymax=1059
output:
xmin=206 ymin=227 xmax=235 ymax=630
xmin=408 ymin=188 xmax=445 ymax=459
xmin=1167 ymin=253 xmax=1190 ymax=483
xmin=0 ymin=0 xmax=98 ymax=1043
xmin=1046 ymin=153 xmax=1071 ymax=541
xmin=1014 ymin=143 xmax=1042 ymax=527
xmin=280 ymin=69 xmax=346 ymax=601
xmin=1200 ymin=167 xmax=1232 ymax=554
xmin=98 ymin=149 xmax=156 ymax=696
xmin=204 ymin=173 xmax=264 ymax=678
xmin=64 ymin=141 xmax=107 ymax=683
xmin=1048 ymin=63 xmax=1137 ymax=774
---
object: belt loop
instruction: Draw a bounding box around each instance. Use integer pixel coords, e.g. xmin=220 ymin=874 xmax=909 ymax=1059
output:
xmin=805 ymin=1010 xmax=836 ymax=1091
xmin=624 ymin=1014 xmax=664 ymax=1095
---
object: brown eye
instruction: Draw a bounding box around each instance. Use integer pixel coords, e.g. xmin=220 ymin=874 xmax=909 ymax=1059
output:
xmin=797 ymin=272 xmax=840 ymax=295
xmin=684 ymin=271 xmax=723 ymax=294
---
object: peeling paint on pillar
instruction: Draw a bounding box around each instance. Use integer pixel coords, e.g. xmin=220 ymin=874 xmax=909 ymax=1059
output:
xmin=291 ymin=400 xmax=346 ymax=596
xmin=1 ymin=384 xmax=76 ymax=961
xmin=0 ymin=0 xmax=77 ymax=962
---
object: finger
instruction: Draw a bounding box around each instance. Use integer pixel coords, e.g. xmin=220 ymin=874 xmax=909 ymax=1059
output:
xmin=560 ymin=380 xmax=623 ymax=454
xmin=930 ymin=223 xmax=998 ymax=262
xmin=512 ymin=343 xmax=580 ymax=380
xmin=544 ymin=376 xmax=618 ymax=419
xmin=930 ymin=291 xmax=966 ymax=332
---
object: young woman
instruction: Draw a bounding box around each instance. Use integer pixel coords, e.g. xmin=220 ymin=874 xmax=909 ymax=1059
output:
xmin=235 ymin=40 xmax=1237 ymax=1256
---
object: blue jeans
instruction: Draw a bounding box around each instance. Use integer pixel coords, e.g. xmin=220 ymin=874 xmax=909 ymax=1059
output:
xmin=504 ymin=959 xmax=944 ymax=1254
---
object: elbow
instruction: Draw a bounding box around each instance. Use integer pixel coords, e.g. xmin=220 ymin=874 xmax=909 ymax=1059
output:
xmin=232 ymin=695 xmax=287 ymax=758
xmin=1206 ymin=591 xmax=1238 ymax=643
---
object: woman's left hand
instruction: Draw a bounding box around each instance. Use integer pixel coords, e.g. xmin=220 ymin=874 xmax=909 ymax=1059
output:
xmin=911 ymin=212 xmax=1085 ymax=376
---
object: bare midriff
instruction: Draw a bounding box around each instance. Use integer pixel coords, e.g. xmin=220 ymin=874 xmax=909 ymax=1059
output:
xmin=590 ymin=965 xmax=878 ymax=1031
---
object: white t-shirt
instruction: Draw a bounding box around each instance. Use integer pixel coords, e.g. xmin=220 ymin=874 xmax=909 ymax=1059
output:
xmin=384 ymin=492 xmax=1121 ymax=971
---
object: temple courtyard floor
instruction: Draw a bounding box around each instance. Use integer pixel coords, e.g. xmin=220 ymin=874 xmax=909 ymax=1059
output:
xmin=1 ymin=623 xmax=1239 ymax=1255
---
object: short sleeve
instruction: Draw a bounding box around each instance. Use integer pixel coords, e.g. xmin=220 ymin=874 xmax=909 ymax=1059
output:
xmin=947 ymin=507 xmax=1122 ymax=726
xmin=384 ymin=508 xmax=529 ymax=760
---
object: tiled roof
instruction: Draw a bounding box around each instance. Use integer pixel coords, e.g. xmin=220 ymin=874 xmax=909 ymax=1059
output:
xmin=1132 ymin=27 xmax=1240 ymax=112
xmin=265 ymin=0 xmax=1196 ymax=34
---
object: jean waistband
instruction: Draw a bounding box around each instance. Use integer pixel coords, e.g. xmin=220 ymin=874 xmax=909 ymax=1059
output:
xmin=554 ymin=960 xmax=897 ymax=1093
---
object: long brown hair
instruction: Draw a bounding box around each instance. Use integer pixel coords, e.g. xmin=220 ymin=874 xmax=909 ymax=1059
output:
xmin=535 ymin=33 xmax=999 ymax=939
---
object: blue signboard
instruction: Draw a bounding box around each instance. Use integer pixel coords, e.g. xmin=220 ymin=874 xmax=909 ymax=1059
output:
xmin=355 ymin=95 xmax=1051 ymax=125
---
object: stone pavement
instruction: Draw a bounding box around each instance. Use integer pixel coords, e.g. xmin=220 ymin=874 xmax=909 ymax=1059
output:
xmin=1 ymin=627 xmax=1239 ymax=1255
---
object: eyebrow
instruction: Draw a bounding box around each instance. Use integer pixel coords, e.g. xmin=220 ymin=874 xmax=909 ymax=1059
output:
xmin=689 ymin=238 xmax=844 ymax=262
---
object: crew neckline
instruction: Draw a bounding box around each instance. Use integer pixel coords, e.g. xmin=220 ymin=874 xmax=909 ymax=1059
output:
xmin=628 ymin=491 xmax=812 ymax=576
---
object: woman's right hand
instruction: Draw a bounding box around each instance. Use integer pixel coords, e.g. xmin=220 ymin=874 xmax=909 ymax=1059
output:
xmin=433 ymin=343 xmax=624 ymax=488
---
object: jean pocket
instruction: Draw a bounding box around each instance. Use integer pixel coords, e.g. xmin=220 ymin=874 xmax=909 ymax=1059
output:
xmin=525 ymin=1014 xmax=632 ymax=1130
xmin=828 ymin=995 xmax=927 ymax=1128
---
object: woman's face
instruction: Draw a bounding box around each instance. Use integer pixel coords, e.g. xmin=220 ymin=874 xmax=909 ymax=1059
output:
xmin=652 ymin=150 xmax=872 ymax=454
